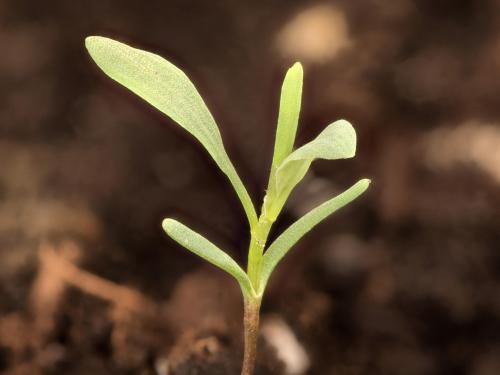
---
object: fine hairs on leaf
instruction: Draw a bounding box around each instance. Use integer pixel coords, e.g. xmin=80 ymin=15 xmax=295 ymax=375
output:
xmin=85 ymin=36 xmax=257 ymax=229
xmin=86 ymin=36 xmax=370 ymax=375
xmin=259 ymin=178 xmax=370 ymax=293
xmin=264 ymin=119 xmax=357 ymax=220
xmin=270 ymin=62 xmax=303 ymax=170
xmin=162 ymin=219 xmax=255 ymax=297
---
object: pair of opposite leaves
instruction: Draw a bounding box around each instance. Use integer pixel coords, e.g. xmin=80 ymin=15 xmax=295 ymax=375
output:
xmin=85 ymin=36 xmax=370 ymax=297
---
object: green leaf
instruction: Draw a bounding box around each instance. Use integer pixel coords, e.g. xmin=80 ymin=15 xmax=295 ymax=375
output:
xmin=259 ymin=178 xmax=370 ymax=292
xmin=264 ymin=119 xmax=357 ymax=220
xmin=271 ymin=62 xmax=303 ymax=171
xmin=85 ymin=36 xmax=257 ymax=228
xmin=162 ymin=218 xmax=255 ymax=297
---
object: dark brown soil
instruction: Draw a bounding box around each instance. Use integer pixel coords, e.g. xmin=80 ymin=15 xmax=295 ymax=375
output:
xmin=2 ymin=1 xmax=500 ymax=374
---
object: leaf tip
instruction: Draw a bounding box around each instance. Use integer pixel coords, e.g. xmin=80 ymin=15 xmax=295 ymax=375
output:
xmin=335 ymin=119 xmax=357 ymax=158
xmin=85 ymin=36 xmax=116 ymax=60
xmin=162 ymin=218 xmax=176 ymax=235
xmin=357 ymin=178 xmax=372 ymax=193
xmin=288 ymin=62 xmax=304 ymax=81
xmin=291 ymin=61 xmax=303 ymax=71
xmin=85 ymin=35 xmax=101 ymax=51
xmin=361 ymin=178 xmax=371 ymax=186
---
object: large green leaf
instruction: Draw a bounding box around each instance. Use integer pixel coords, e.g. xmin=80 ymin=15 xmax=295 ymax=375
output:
xmin=162 ymin=218 xmax=255 ymax=297
xmin=259 ymin=178 xmax=370 ymax=293
xmin=270 ymin=62 xmax=303 ymax=171
xmin=264 ymin=119 xmax=357 ymax=220
xmin=85 ymin=36 xmax=257 ymax=228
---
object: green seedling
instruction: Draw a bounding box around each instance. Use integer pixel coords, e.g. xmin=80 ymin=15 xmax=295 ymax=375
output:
xmin=85 ymin=36 xmax=370 ymax=375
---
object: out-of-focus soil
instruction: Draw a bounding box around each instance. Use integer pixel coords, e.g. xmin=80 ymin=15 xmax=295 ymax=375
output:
xmin=1 ymin=0 xmax=500 ymax=374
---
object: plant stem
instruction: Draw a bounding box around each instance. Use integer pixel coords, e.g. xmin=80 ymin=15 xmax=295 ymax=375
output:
xmin=247 ymin=215 xmax=273 ymax=290
xmin=241 ymin=297 xmax=261 ymax=375
xmin=244 ymin=206 xmax=273 ymax=374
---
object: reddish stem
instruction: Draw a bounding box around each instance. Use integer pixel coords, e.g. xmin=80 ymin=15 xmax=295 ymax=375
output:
xmin=241 ymin=298 xmax=261 ymax=375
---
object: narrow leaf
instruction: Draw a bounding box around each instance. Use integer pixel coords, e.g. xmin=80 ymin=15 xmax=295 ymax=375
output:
xmin=264 ymin=119 xmax=357 ymax=220
xmin=162 ymin=218 xmax=254 ymax=296
xmin=259 ymin=179 xmax=370 ymax=292
xmin=271 ymin=62 xmax=303 ymax=170
xmin=86 ymin=36 xmax=257 ymax=228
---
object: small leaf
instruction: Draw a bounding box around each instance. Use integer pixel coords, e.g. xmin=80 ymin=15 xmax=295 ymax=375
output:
xmin=282 ymin=119 xmax=356 ymax=165
xmin=162 ymin=218 xmax=255 ymax=296
xmin=271 ymin=62 xmax=303 ymax=171
xmin=86 ymin=36 xmax=257 ymax=228
xmin=259 ymin=179 xmax=370 ymax=292
xmin=264 ymin=119 xmax=357 ymax=220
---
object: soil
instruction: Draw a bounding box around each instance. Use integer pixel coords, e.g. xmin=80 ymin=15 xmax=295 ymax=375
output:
xmin=2 ymin=0 xmax=500 ymax=374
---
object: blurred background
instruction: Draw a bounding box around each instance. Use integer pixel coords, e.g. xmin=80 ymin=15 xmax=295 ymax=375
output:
xmin=1 ymin=0 xmax=500 ymax=374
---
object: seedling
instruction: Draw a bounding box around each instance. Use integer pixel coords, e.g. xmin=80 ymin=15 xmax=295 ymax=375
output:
xmin=85 ymin=36 xmax=370 ymax=375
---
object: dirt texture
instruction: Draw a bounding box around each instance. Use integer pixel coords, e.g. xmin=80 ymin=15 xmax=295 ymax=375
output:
xmin=1 ymin=0 xmax=500 ymax=374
